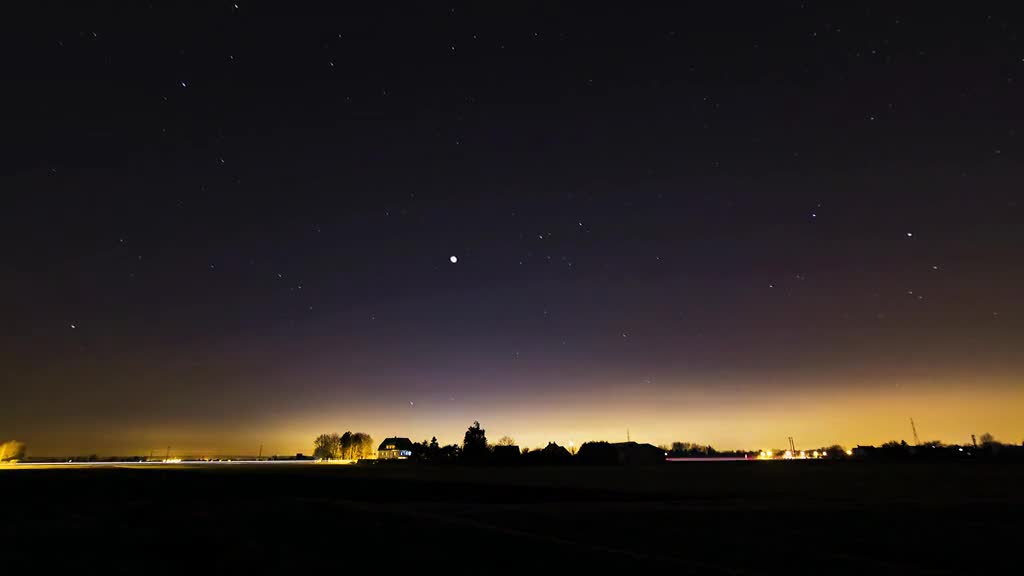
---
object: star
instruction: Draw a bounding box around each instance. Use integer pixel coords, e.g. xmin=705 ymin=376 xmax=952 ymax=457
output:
xmin=70 ymin=323 xmax=76 ymax=329
xmin=449 ymin=255 xmax=458 ymax=264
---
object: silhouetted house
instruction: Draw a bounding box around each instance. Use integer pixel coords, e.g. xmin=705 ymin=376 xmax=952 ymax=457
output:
xmin=851 ymin=445 xmax=877 ymax=458
xmin=492 ymin=445 xmax=521 ymax=464
xmin=611 ymin=442 xmax=665 ymax=465
xmin=378 ymin=437 xmax=414 ymax=460
xmin=523 ymin=442 xmax=572 ymax=465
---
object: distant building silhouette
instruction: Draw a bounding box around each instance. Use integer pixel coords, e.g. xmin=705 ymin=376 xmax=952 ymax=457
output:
xmin=378 ymin=437 xmax=414 ymax=459
xmin=492 ymin=444 xmax=521 ymax=464
xmin=611 ymin=442 xmax=665 ymax=465
xmin=523 ymin=442 xmax=573 ymax=465
xmin=572 ymin=441 xmax=666 ymax=465
xmin=852 ymin=445 xmax=877 ymax=458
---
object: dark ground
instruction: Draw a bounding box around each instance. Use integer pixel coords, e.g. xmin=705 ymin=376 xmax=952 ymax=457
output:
xmin=2 ymin=460 xmax=1020 ymax=574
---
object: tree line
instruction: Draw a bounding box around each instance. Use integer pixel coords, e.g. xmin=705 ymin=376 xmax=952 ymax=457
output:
xmin=312 ymin=432 xmax=375 ymax=460
xmin=313 ymin=423 xmax=1024 ymax=465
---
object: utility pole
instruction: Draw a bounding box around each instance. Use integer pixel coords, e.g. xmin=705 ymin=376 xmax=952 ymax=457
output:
xmin=788 ymin=437 xmax=796 ymax=453
xmin=910 ymin=418 xmax=921 ymax=445
xmin=165 ymin=446 xmax=170 ymax=461
xmin=627 ymin=428 xmax=630 ymax=443
xmin=258 ymin=443 xmax=263 ymax=461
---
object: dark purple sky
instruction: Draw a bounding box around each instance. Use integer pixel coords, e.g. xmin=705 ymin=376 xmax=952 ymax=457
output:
xmin=2 ymin=2 xmax=1023 ymax=455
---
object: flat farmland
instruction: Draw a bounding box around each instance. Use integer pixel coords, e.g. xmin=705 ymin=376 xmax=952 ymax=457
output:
xmin=2 ymin=460 xmax=1019 ymax=574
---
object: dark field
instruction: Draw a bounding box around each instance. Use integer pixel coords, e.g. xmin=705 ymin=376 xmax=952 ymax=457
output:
xmin=3 ymin=461 xmax=1020 ymax=574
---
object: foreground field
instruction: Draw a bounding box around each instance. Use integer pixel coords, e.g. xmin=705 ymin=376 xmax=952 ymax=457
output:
xmin=2 ymin=460 xmax=1020 ymax=574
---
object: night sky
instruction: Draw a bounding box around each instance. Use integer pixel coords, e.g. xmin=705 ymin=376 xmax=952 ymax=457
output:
xmin=3 ymin=2 xmax=1023 ymax=456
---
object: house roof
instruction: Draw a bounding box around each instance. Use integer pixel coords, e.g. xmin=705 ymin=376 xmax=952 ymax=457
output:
xmin=378 ymin=437 xmax=414 ymax=451
xmin=611 ymin=441 xmax=665 ymax=463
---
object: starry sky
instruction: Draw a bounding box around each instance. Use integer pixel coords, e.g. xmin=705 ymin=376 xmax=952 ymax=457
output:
xmin=3 ymin=2 xmax=1023 ymax=456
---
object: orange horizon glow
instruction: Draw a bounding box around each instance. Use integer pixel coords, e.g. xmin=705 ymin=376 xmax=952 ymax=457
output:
xmin=12 ymin=375 xmax=1024 ymax=457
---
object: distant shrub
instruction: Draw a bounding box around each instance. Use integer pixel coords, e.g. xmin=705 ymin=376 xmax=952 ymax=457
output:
xmin=0 ymin=440 xmax=26 ymax=462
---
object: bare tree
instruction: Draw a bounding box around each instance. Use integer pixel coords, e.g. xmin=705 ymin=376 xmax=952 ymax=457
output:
xmin=312 ymin=433 xmax=341 ymax=460
xmin=497 ymin=436 xmax=516 ymax=447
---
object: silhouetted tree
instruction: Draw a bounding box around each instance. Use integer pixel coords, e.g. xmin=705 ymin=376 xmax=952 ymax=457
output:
xmin=979 ymin=432 xmax=1000 ymax=447
xmin=669 ymin=442 xmax=718 ymax=457
xmin=427 ymin=436 xmax=440 ymax=461
xmin=822 ymin=445 xmax=847 ymax=458
xmin=411 ymin=439 xmax=429 ymax=459
xmin=313 ymin=433 xmax=341 ymax=460
xmin=340 ymin=431 xmax=353 ymax=459
xmin=0 ymin=440 xmax=27 ymax=462
xmin=497 ymin=436 xmax=516 ymax=447
xmin=439 ymin=443 xmax=461 ymax=462
xmin=462 ymin=421 xmax=489 ymax=463
xmin=877 ymin=440 xmax=912 ymax=458
xmin=577 ymin=441 xmax=619 ymax=465
xmin=350 ymin=432 xmax=375 ymax=459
